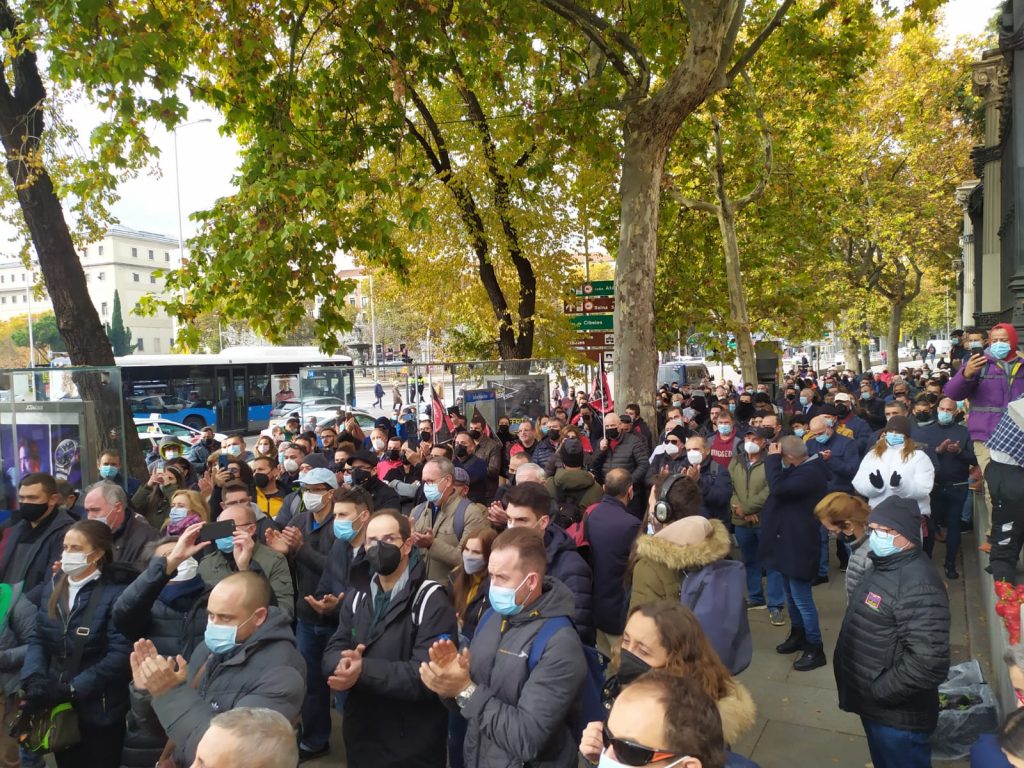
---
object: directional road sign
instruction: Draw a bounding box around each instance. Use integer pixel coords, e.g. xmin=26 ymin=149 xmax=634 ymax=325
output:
xmin=570 ymin=314 xmax=614 ymax=332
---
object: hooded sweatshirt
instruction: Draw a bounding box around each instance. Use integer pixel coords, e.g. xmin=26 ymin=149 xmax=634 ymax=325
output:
xmin=945 ymin=322 xmax=1024 ymax=442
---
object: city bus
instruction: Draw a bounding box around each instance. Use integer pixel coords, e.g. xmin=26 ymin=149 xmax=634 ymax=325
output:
xmin=114 ymin=346 xmax=356 ymax=433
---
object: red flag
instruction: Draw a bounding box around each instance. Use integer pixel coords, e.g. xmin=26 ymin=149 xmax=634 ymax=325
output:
xmin=590 ymin=369 xmax=614 ymax=414
xmin=432 ymin=392 xmax=455 ymax=443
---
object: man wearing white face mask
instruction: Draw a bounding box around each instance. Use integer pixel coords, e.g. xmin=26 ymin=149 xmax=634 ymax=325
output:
xmin=136 ymin=572 xmax=305 ymax=768
xmin=835 ymin=496 xmax=950 ymax=768
xmin=681 ymin=437 xmax=733 ymax=525
xmin=263 ymin=466 xmax=339 ymax=760
xmin=645 ymin=426 xmax=688 ymax=487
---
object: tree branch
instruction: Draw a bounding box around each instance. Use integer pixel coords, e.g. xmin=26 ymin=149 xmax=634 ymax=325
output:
xmin=725 ymin=0 xmax=796 ymax=84
xmin=666 ymin=186 xmax=721 ymax=215
xmin=733 ymin=69 xmax=773 ymax=211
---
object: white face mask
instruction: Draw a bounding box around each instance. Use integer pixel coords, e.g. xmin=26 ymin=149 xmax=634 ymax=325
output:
xmin=663 ymin=443 xmax=680 ymax=457
xmin=371 ymin=437 xmax=386 ymax=452
xmin=598 ymin=750 xmax=687 ymax=768
xmin=283 ymin=458 xmax=300 ymax=474
xmin=302 ymin=491 xmax=326 ymax=513
xmin=744 ymin=440 xmax=760 ymax=455
xmin=170 ymin=557 xmax=199 ymax=583
xmin=685 ymin=450 xmax=703 ymax=466
xmin=61 ymin=551 xmax=93 ymax=577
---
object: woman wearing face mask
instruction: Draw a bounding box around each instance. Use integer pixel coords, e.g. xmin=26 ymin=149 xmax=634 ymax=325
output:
xmin=253 ymin=435 xmax=276 ymax=459
xmin=814 ymin=493 xmax=871 ymax=600
xmin=131 ymin=464 xmax=186 ymax=530
xmin=852 ymin=415 xmax=934 ymax=544
xmin=111 ymin=526 xmax=212 ymax=768
xmin=579 ymin=601 xmax=756 ymax=765
xmin=162 ymin=489 xmax=211 ymax=538
xmin=20 ymin=521 xmax=135 ymax=768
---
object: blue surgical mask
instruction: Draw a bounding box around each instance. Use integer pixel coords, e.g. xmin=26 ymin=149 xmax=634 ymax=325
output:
xmin=728 ymin=403 xmax=736 ymax=413
xmin=793 ymin=427 xmax=806 ymax=438
xmin=540 ymin=425 xmax=549 ymax=436
xmin=799 ymin=396 xmax=809 ymax=407
xmin=937 ymin=411 xmax=954 ymax=425
xmin=991 ymin=341 xmax=1012 ymax=360
xmin=814 ymin=433 xmax=830 ymax=444
xmin=956 ymin=400 xmax=966 ymax=410
xmin=98 ymin=465 xmax=118 ymax=480
xmin=423 ymin=482 xmax=443 ymax=503
xmin=204 ymin=612 xmax=256 ymax=654
xmin=333 ymin=518 xmax=358 ymax=541
xmin=169 ymin=506 xmax=189 ymax=523
xmin=717 ymin=423 xmax=733 ymax=436
xmin=860 ymin=391 xmax=872 ymax=400
xmin=868 ymin=529 xmax=901 ymax=558
xmin=488 ymin=574 xmax=530 ymax=616
xmin=216 ymin=536 xmax=235 ymax=553
xmin=225 ymin=444 xmax=243 ymax=457
xmin=885 ymin=432 xmax=905 ymax=448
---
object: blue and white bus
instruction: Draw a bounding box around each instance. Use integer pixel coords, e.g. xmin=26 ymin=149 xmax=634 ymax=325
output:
xmin=115 ymin=346 xmax=355 ymax=433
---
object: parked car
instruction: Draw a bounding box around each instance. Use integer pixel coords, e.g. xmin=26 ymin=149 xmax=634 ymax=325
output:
xmin=268 ymin=397 xmax=347 ymax=419
xmin=134 ymin=417 xmax=228 ymax=445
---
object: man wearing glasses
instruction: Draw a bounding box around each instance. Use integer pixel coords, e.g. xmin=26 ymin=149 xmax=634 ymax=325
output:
xmin=834 ymin=496 xmax=950 ymax=768
xmin=323 ymin=510 xmax=457 ymax=768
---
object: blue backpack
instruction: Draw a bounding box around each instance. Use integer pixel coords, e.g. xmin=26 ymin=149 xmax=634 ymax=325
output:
xmin=679 ymin=559 xmax=751 ymax=675
xmin=480 ymin=611 xmax=607 ymax=742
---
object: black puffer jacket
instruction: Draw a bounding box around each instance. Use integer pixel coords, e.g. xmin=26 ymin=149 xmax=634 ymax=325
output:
xmin=834 ymin=547 xmax=950 ymax=732
xmin=590 ymin=432 xmax=649 ymax=488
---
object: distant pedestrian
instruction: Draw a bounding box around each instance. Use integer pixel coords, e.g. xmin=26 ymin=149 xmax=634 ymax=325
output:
xmin=373 ymin=380 xmax=384 ymax=408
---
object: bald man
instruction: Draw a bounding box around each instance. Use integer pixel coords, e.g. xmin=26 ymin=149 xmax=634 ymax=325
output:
xmin=137 ymin=572 xmax=305 ymax=768
xmin=191 ymin=707 xmax=298 ymax=768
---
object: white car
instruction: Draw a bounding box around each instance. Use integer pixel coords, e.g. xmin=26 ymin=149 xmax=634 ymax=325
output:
xmin=134 ymin=417 xmax=228 ymax=446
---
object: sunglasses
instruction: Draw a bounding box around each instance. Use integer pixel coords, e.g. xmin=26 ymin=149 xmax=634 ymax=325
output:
xmin=602 ymin=726 xmax=682 ymax=766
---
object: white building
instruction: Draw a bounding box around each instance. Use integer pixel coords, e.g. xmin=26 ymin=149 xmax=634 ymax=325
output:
xmin=0 ymin=225 xmax=179 ymax=354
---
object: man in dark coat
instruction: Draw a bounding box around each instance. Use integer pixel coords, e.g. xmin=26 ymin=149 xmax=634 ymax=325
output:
xmin=83 ymin=481 xmax=159 ymax=570
xmin=759 ymin=436 xmax=829 ymax=672
xmin=585 ymin=469 xmax=641 ymax=659
xmin=504 ymin=482 xmax=595 ymax=645
xmin=2 ymin=473 xmax=75 ymax=594
xmin=323 ymin=510 xmax=458 ymax=768
xmin=834 ymin=496 xmax=950 ymax=768
xmin=591 ymin=412 xmax=649 ymax=518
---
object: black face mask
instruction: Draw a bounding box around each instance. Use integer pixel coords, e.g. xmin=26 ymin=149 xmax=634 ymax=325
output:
xmin=253 ymin=473 xmax=270 ymax=489
xmin=605 ymin=428 xmax=619 ymax=440
xmin=785 ymin=393 xmax=796 ymax=401
xmin=915 ymin=411 xmax=932 ymax=423
xmin=548 ymin=429 xmax=560 ymax=441
xmin=455 ymin=445 xmax=469 ymax=459
xmin=419 ymin=431 xmax=432 ymax=444
xmin=616 ymin=648 xmax=652 ymax=685
xmin=468 ymin=429 xmax=482 ymax=441
xmin=497 ymin=425 xmax=510 ymax=437
xmin=18 ymin=502 xmax=50 ymax=523
xmin=350 ymin=468 xmax=371 ymax=486
xmin=366 ymin=541 xmax=403 ymax=576
xmin=388 ymin=449 xmax=401 ymax=461
xmin=835 ymin=404 xmax=850 ymax=417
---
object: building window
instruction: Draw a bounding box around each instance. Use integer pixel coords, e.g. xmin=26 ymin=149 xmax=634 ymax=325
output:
xmin=150 ymin=274 xmax=157 ymax=284
xmin=348 ymin=297 xmax=356 ymax=306
xmin=148 ymin=250 xmax=154 ymax=260
xmin=0 ymin=275 xmax=4 ymax=283
xmin=164 ymin=252 xmax=170 ymax=262
xmin=98 ymin=245 xmax=104 ymax=256
xmin=97 ymin=272 xmax=105 ymax=281
xmin=11 ymin=295 xmax=16 ymax=304
xmin=169 ymin=338 xmax=174 ymax=349
xmin=136 ymin=338 xmax=144 ymax=352
xmin=20 ymin=274 xmax=25 ymax=282
xmin=132 ymin=273 xmax=140 ymax=283
xmin=131 ymin=247 xmax=138 ymax=258
xmin=1 ymin=297 xmax=5 ymax=304
xmin=361 ymin=297 xmax=368 ymax=308
xmin=101 ymin=301 xmax=108 ymax=316
xmin=154 ymin=338 xmax=161 ymax=353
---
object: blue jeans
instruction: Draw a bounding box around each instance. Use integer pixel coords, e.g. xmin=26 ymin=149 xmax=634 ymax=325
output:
xmin=962 ymin=486 xmax=974 ymax=524
xmin=860 ymin=718 xmax=931 ymax=768
xmin=818 ymin=526 xmax=829 ymax=577
xmin=782 ymin=576 xmax=821 ymax=644
xmin=296 ymin=619 xmax=335 ymax=751
xmin=932 ymin=484 xmax=968 ymax=568
xmin=734 ymin=526 xmax=785 ymax=608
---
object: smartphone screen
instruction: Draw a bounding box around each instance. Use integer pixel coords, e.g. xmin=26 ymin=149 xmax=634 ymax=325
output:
xmin=218 ymin=454 xmax=230 ymax=471
xmin=197 ymin=520 xmax=236 ymax=543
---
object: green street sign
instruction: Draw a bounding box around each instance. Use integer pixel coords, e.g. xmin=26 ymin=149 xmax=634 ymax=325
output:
xmin=570 ymin=314 xmax=614 ymax=332
xmin=574 ymin=280 xmax=614 ymax=298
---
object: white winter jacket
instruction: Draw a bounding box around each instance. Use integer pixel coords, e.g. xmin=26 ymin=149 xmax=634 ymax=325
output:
xmin=852 ymin=445 xmax=935 ymax=517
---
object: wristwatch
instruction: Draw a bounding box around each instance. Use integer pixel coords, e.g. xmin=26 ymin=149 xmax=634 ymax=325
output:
xmin=455 ymin=682 xmax=477 ymax=709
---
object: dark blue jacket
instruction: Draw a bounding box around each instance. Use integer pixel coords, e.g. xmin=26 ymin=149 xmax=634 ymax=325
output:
xmin=22 ymin=565 xmax=135 ymax=728
xmin=758 ymin=455 xmax=829 ymax=582
xmin=915 ymin=421 xmax=976 ymax=485
xmin=544 ymin=525 xmax=595 ymax=645
xmin=586 ymin=495 xmax=641 ymax=635
xmin=315 ymin=539 xmax=364 ymax=602
xmin=970 ymin=733 xmax=1009 ymax=768
xmin=531 ymin=438 xmax=560 ymax=473
xmin=0 ymin=508 xmax=75 ymax=594
xmin=806 ymin=432 xmax=859 ymax=494
xmin=839 ymin=413 xmax=873 ymax=456
xmin=682 ymin=458 xmax=734 ymax=524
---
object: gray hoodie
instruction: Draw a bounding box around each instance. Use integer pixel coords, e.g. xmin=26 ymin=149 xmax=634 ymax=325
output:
xmin=150 ymin=606 xmax=305 ymax=766
xmin=461 ymin=577 xmax=586 ymax=768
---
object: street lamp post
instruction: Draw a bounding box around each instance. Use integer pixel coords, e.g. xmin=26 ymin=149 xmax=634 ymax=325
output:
xmin=173 ymin=118 xmax=212 ymax=342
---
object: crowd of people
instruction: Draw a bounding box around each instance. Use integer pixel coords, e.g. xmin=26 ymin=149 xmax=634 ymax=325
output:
xmin=0 ymin=321 xmax=1023 ymax=768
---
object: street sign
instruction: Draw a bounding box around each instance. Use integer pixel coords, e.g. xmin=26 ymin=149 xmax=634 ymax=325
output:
xmin=570 ymin=331 xmax=614 ymax=349
xmin=573 ymin=280 xmax=614 ymax=297
xmin=570 ymin=314 xmax=614 ymax=332
xmin=564 ymin=296 xmax=615 ymax=315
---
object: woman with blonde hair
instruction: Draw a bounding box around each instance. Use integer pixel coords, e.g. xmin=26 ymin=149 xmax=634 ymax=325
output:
xmin=579 ymin=600 xmax=756 ymax=762
xmin=164 ymin=489 xmax=211 ymax=537
xmin=815 ymin=492 xmax=871 ymax=598
xmin=853 ymin=415 xmax=934 ymax=547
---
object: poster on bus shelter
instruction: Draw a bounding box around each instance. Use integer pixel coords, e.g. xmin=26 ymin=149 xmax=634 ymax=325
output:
xmin=484 ymin=375 xmax=548 ymax=433
xmin=463 ymin=389 xmax=497 ymax=436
